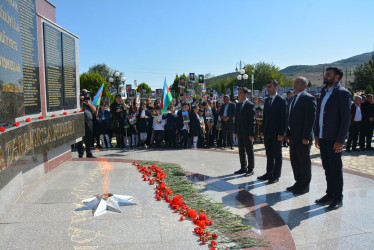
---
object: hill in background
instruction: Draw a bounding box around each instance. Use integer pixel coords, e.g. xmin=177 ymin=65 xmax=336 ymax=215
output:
xmin=205 ymin=52 xmax=373 ymax=88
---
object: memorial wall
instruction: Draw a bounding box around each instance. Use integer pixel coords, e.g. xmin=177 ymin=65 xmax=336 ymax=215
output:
xmin=1 ymin=0 xmax=77 ymax=125
xmin=0 ymin=0 xmax=82 ymax=202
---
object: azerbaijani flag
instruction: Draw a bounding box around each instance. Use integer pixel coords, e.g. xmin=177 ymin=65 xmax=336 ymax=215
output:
xmin=92 ymin=83 xmax=104 ymax=106
xmin=161 ymin=78 xmax=172 ymax=114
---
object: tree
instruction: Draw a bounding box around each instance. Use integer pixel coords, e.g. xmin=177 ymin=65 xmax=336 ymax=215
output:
xmin=351 ymin=54 xmax=374 ymax=91
xmin=80 ymin=72 xmax=114 ymax=103
xmin=136 ymin=83 xmax=151 ymax=93
xmin=88 ymin=63 xmax=113 ymax=82
xmin=88 ymin=63 xmax=124 ymax=85
xmin=365 ymin=84 xmax=374 ymax=95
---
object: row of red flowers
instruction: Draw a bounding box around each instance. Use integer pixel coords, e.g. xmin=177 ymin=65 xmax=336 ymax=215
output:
xmin=132 ymin=162 xmax=220 ymax=249
xmin=0 ymin=110 xmax=83 ymax=132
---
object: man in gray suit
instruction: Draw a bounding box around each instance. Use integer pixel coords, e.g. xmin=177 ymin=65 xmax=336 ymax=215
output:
xmin=286 ymin=77 xmax=317 ymax=194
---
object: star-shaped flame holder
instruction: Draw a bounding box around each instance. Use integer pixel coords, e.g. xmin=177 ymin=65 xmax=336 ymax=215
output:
xmin=82 ymin=193 xmax=136 ymax=216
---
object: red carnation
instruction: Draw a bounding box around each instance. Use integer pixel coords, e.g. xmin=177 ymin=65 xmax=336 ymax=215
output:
xmin=26 ymin=118 xmax=31 ymax=122
xmin=38 ymin=116 xmax=44 ymax=119
xmin=180 ymin=216 xmax=184 ymax=221
xmin=51 ymin=114 xmax=56 ymax=117
xmin=74 ymin=111 xmax=78 ymax=113
xmin=0 ymin=126 xmax=5 ymax=132
xmin=211 ymin=240 xmax=217 ymax=247
xmin=63 ymin=112 xmax=67 ymax=115
xmin=80 ymin=109 xmax=83 ymax=112
xmin=188 ymin=209 xmax=197 ymax=219
xmin=212 ymin=233 xmax=218 ymax=239
xmin=13 ymin=122 xmax=20 ymax=127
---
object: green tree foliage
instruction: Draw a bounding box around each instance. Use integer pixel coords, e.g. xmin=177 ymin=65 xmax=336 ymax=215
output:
xmin=80 ymin=72 xmax=114 ymax=103
xmin=365 ymin=84 xmax=374 ymax=94
xmin=351 ymin=54 xmax=374 ymax=91
xmin=170 ymin=73 xmax=189 ymax=98
xmin=88 ymin=63 xmax=113 ymax=82
xmin=136 ymin=83 xmax=152 ymax=93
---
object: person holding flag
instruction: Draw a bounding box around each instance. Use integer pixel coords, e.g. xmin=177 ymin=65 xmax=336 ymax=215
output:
xmin=161 ymin=78 xmax=173 ymax=114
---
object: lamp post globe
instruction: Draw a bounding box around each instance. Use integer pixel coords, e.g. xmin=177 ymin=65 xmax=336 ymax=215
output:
xmin=240 ymin=68 xmax=245 ymax=75
xmin=237 ymin=75 xmax=243 ymax=81
xmin=243 ymin=74 xmax=248 ymax=80
xmin=114 ymin=71 xmax=120 ymax=77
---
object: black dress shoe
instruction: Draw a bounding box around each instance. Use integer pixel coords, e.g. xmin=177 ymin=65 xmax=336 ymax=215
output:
xmin=352 ymin=149 xmax=359 ymax=152
xmin=293 ymin=187 xmax=309 ymax=195
xmin=78 ymin=154 xmax=83 ymax=158
xmin=315 ymin=195 xmax=334 ymax=204
xmin=230 ymin=146 xmax=234 ymax=150
xmin=268 ymin=178 xmax=279 ymax=184
xmin=245 ymin=170 xmax=254 ymax=177
xmin=346 ymin=149 xmax=351 ymax=152
xmin=286 ymin=184 xmax=298 ymax=192
xmin=257 ymin=174 xmax=271 ymax=180
xmin=328 ymin=200 xmax=343 ymax=210
xmin=234 ymin=169 xmax=246 ymax=175
xmin=86 ymin=154 xmax=96 ymax=158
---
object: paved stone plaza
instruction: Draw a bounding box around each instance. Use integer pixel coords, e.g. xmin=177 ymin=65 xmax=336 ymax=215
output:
xmin=0 ymin=147 xmax=373 ymax=249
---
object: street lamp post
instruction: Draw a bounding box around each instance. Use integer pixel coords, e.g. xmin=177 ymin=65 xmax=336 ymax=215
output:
xmin=109 ymin=71 xmax=126 ymax=94
xmin=237 ymin=68 xmax=249 ymax=88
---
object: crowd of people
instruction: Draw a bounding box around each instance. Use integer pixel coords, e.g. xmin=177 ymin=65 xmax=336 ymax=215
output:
xmin=76 ymin=67 xmax=374 ymax=211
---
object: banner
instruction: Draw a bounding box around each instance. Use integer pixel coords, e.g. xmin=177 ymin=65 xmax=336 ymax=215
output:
xmin=179 ymin=78 xmax=186 ymax=89
xmin=198 ymin=74 xmax=204 ymax=83
xmin=226 ymin=88 xmax=231 ymax=96
xmin=218 ymin=94 xmax=224 ymax=103
xmin=186 ymin=92 xmax=193 ymax=103
xmin=156 ymin=89 xmax=162 ymax=98
xmin=189 ymin=73 xmax=195 ymax=81
xmin=126 ymin=84 xmax=132 ymax=92
xmin=233 ymin=86 xmax=239 ymax=97
xmin=107 ymin=84 xmax=117 ymax=95
xmin=187 ymin=81 xmax=194 ymax=91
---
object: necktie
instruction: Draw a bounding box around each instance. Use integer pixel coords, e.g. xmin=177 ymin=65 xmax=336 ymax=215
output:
xmin=290 ymin=95 xmax=297 ymax=113
xmin=269 ymin=97 xmax=273 ymax=107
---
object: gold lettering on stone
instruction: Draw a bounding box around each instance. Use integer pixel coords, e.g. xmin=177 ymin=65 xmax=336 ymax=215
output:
xmin=12 ymin=138 xmax=20 ymax=162
xmin=32 ymin=129 xmax=39 ymax=147
xmin=48 ymin=126 xmax=54 ymax=143
xmin=0 ymin=146 xmax=6 ymax=171
xmin=18 ymin=135 xmax=25 ymax=156
xmin=5 ymin=141 xmax=13 ymax=167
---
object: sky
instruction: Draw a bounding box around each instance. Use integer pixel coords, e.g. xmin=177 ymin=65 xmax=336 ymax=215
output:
xmin=52 ymin=0 xmax=374 ymax=90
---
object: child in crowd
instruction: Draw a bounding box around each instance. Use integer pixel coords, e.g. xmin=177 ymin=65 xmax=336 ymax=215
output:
xmin=138 ymin=102 xmax=151 ymax=148
xmin=152 ymin=107 xmax=166 ymax=147
xmin=129 ymin=106 xmax=138 ymax=148
xmin=190 ymin=105 xmax=203 ymax=148
xmin=198 ymin=108 xmax=206 ymax=148
xmin=97 ymin=103 xmax=111 ymax=148
xmin=177 ymin=103 xmax=190 ymax=149
xmin=163 ymin=105 xmax=178 ymax=148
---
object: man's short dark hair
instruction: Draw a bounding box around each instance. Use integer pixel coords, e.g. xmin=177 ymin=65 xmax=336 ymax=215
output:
xmin=286 ymin=90 xmax=293 ymax=94
xmin=238 ymin=87 xmax=248 ymax=94
xmin=326 ymin=67 xmax=344 ymax=81
xmin=367 ymin=94 xmax=373 ymax=98
xmin=201 ymin=102 xmax=207 ymax=107
xmin=266 ymin=80 xmax=279 ymax=86
xmin=182 ymin=102 xmax=189 ymax=107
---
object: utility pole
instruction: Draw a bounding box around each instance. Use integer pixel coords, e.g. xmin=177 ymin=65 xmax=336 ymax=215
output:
xmin=345 ymin=68 xmax=348 ymax=88
xmin=321 ymin=66 xmax=325 ymax=87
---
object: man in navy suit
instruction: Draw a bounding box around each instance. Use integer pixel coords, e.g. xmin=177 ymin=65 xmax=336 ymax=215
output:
xmin=258 ymin=80 xmax=287 ymax=184
xmin=315 ymin=67 xmax=351 ymax=210
xmin=234 ymin=87 xmax=256 ymax=176
xmin=220 ymin=95 xmax=236 ymax=149
xmin=286 ymin=77 xmax=317 ymax=194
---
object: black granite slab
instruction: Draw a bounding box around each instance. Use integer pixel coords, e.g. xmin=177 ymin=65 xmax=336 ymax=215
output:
xmin=0 ymin=113 xmax=84 ymax=189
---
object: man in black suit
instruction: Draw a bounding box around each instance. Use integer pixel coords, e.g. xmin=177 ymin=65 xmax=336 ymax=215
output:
xmin=220 ymin=95 xmax=236 ymax=149
xmin=315 ymin=67 xmax=351 ymax=210
xmin=286 ymin=77 xmax=317 ymax=194
xmin=234 ymin=87 xmax=256 ymax=176
xmin=258 ymin=80 xmax=287 ymax=184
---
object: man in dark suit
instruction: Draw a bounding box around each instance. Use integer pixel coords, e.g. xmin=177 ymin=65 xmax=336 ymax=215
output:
xmin=286 ymin=77 xmax=317 ymax=194
xmin=220 ymin=95 xmax=236 ymax=149
xmin=346 ymin=96 xmax=364 ymax=152
xmin=360 ymin=94 xmax=374 ymax=150
xmin=315 ymin=67 xmax=351 ymax=210
xmin=258 ymin=80 xmax=287 ymax=184
xmin=234 ymin=87 xmax=256 ymax=176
